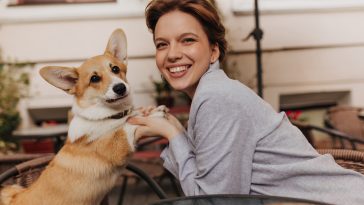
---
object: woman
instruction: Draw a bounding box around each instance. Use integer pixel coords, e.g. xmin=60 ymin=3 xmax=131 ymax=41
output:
xmin=128 ymin=0 xmax=364 ymax=204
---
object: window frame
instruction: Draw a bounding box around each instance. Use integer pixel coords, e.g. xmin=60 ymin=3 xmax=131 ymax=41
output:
xmin=232 ymin=0 xmax=364 ymax=15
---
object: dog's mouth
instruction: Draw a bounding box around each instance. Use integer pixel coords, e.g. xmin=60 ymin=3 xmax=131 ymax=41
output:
xmin=105 ymin=93 xmax=129 ymax=103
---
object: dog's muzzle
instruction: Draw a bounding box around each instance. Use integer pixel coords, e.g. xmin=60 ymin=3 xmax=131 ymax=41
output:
xmin=113 ymin=83 xmax=126 ymax=96
xmin=106 ymin=83 xmax=129 ymax=103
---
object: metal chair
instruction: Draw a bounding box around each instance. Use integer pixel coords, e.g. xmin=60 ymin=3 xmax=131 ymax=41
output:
xmin=325 ymin=106 xmax=364 ymax=140
xmin=0 ymin=154 xmax=167 ymax=205
xmin=292 ymin=120 xmax=364 ymax=150
xmin=0 ymin=154 xmax=54 ymax=187
xmin=317 ymin=149 xmax=364 ymax=175
xmin=118 ymin=137 xmax=183 ymax=205
xmin=0 ymin=153 xmax=52 ymax=174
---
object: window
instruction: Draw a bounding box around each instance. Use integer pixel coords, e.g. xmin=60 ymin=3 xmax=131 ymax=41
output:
xmin=232 ymin=0 xmax=364 ymax=15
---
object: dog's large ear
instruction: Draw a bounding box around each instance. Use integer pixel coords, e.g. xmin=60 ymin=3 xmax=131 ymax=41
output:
xmin=39 ymin=66 xmax=78 ymax=95
xmin=105 ymin=29 xmax=128 ymax=65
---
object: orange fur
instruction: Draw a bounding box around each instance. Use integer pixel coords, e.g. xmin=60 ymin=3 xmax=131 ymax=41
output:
xmin=3 ymin=129 xmax=131 ymax=205
xmin=0 ymin=29 xmax=140 ymax=205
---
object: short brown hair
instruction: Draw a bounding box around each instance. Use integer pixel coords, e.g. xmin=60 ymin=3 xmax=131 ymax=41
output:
xmin=145 ymin=0 xmax=227 ymax=62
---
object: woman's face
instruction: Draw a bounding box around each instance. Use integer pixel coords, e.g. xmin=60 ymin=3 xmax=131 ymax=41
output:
xmin=154 ymin=10 xmax=219 ymax=97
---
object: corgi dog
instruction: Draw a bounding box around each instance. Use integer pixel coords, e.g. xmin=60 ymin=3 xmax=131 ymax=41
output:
xmin=0 ymin=29 xmax=166 ymax=205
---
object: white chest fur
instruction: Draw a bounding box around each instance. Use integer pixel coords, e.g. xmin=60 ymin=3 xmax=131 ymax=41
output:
xmin=68 ymin=115 xmax=137 ymax=151
xmin=68 ymin=105 xmax=167 ymax=152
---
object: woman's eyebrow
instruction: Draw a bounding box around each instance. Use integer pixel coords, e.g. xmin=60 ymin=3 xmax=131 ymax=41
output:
xmin=154 ymin=37 xmax=166 ymax=43
xmin=155 ymin=32 xmax=199 ymax=42
xmin=180 ymin=32 xmax=199 ymax=38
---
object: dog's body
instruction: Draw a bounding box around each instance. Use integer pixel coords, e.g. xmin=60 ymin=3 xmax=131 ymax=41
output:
xmin=0 ymin=29 xmax=165 ymax=205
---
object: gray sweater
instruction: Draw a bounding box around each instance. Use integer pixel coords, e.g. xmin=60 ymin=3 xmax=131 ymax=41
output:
xmin=161 ymin=61 xmax=364 ymax=205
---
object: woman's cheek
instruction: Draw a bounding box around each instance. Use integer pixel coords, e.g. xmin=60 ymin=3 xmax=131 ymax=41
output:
xmin=156 ymin=52 xmax=167 ymax=71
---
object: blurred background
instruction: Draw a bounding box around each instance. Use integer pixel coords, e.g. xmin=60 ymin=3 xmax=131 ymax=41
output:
xmin=1 ymin=0 xmax=364 ymax=151
xmin=1 ymin=1 xmax=364 ymax=204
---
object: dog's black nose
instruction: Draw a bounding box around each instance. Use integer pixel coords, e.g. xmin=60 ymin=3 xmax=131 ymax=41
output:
xmin=113 ymin=83 xmax=126 ymax=95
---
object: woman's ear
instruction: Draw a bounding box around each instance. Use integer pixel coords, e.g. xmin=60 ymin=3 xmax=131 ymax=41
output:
xmin=210 ymin=43 xmax=220 ymax=64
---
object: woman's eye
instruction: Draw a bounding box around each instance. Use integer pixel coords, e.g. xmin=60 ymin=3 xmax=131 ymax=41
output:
xmin=156 ymin=42 xmax=167 ymax=49
xmin=90 ymin=75 xmax=101 ymax=83
xmin=183 ymin=38 xmax=195 ymax=44
xmin=111 ymin=66 xmax=120 ymax=74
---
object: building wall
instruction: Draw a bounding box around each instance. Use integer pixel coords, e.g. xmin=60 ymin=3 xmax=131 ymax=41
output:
xmin=219 ymin=0 xmax=364 ymax=109
xmin=0 ymin=1 xmax=159 ymax=127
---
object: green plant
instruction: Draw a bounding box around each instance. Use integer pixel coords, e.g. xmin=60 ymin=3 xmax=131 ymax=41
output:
xmin=150 ymin=76 xmax=175 ymax=107
xmin=151 ymin=76 xmax=172 ymax=98
xmin=0 ymin=50 xmax=32 ymax=154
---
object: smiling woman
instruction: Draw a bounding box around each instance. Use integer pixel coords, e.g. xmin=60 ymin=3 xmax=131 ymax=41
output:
xmin=154 ymin=10 xmax=220 ymax=97
xmin=126 ymin=1 xmax=364 ymax=205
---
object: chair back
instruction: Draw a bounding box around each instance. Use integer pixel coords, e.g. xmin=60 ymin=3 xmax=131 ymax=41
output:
xmin=292 ymin=120 xmax=364 ymax=150
xmin=0 ymin=154 xmax=54 ymax=187
xmin=0 ymin=155 xmax=167 ymax=203
xmin=326 ymin=106 xmax=364 ymax=139
xmin=317 ymin=149 xmax=364 ymax=175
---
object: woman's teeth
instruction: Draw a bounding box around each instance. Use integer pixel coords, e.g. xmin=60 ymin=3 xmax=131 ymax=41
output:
xmin=169 ymin=66 xmax=188 ymax=73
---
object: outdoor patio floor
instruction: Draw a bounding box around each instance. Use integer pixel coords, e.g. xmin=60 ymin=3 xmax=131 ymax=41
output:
xmin=106 ymin=176 xmax=182 ymax=205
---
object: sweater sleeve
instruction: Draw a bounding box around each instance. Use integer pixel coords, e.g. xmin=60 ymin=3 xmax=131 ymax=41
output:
xmin=160 ymin=131 xmax=193 ymax=178
xmin=161 ymin=93 xmax=255 ymax=195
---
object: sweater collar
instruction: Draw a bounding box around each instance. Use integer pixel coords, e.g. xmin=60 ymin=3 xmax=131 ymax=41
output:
xmin=188 ymin=61 xmax=221 ymax=99
xmin=201 ymin=60 xmax=220 ymax=78
xmin=208 ymin=60 xmax=220 ymax=72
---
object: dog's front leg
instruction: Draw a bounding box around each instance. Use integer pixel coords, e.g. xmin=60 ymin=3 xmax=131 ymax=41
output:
xmin=123 ymin=123 xmax=139 ymax=152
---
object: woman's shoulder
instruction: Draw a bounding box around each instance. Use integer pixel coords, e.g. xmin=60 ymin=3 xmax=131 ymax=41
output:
xmin=191 ymin=77 xmax=256 ymax=117
xmin=192 ymin=70 xmax=279 ymax=121
xmin=196 ymin=72 xmax=257 ymax=105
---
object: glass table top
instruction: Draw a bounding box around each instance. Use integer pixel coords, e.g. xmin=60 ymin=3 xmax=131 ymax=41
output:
xmin=150 ymin=194 xmax=330 ymax=205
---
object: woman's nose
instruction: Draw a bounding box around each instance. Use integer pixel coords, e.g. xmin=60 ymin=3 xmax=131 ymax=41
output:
xmin=167 ymin=44 xmax=182 ymax=62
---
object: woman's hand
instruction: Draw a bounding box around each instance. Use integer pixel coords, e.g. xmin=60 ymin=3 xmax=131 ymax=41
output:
xmin=165 ymin=113 xmax=186 ymax=135
xmin=127 ymin=110 xmax=185 ymax=141
xmin=135 ymin=105 xmax=159 ymax=116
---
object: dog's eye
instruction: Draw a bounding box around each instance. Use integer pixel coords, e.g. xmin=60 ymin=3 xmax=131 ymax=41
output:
xmin=111 ymin=66 xmax=120 ymax=74
xmin=90 ymin=75 xmax=101 ymax=83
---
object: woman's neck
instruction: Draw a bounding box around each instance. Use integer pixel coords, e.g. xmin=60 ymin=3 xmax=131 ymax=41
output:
xmin=184 ymin=83 xmax=198 ymax=99
xmin=183 ymin=61 xmax=220 ymax=99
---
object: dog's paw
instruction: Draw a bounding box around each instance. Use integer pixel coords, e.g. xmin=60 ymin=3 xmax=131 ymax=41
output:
xmin=155 ymin=105 xmax=169 ymax=113
xmin=149 ymin=105 xmax=169 ymax=118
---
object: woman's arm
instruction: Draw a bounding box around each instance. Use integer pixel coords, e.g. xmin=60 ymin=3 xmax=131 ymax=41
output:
xmin=129 ymin=88 xmax=257 ymax=195
xmin=162 ymin=94 xmax=255 ymax=195
xmin=128 ymin=113 xmax=183 ymax=141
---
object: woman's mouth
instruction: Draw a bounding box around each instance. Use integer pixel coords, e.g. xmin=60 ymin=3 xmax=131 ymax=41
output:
xmin=168 ymin=65 xmax=191 ymax=77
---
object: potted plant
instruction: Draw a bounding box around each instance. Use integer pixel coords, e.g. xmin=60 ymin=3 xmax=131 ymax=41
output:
xmin=0 ymin=50 xmax=32 ymax=154
xmin=151 ymin=77 xmax=175 ymax=108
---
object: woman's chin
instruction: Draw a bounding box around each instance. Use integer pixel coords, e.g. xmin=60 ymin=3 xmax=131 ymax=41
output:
xmin=167 ymin=76 xmax=195 ymax=93
xmin=169 ymin=83 xmax=185 ymax=92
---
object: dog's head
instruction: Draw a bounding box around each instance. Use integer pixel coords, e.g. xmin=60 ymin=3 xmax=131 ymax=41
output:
xmin=40 ymin=29 xmax=132 ymax=120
